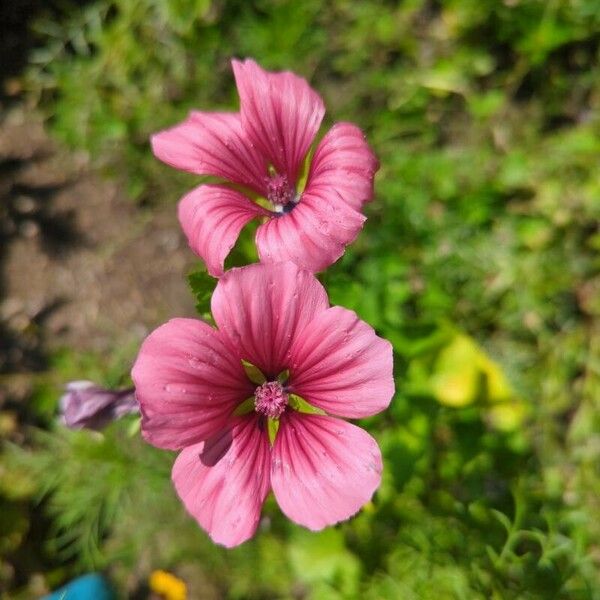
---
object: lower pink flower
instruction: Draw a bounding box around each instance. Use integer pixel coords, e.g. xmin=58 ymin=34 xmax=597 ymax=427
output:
xmin=132 ymin=262 xmax=394 ymax=547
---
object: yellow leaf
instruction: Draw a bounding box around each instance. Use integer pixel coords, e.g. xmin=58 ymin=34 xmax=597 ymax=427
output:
xmin=486 ymin=402 xmax=527 ymax=431
xmin=431 ymin=370 xmax=478 ymax=407
xmin=430 ymin=334 xmax=480 ymax=407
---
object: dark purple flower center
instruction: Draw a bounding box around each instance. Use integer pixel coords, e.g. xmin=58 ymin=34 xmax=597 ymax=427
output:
xmin=266 ymin=173 xmax=295 ymax=208
xmin=254 ymin=381 xmax=288 ymax=419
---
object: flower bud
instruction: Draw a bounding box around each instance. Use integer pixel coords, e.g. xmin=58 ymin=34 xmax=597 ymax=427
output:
xmin=60 ymin=381 xmax=138 ymax=430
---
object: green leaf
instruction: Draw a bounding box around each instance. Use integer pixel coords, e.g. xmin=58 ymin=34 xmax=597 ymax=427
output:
xmin=277 ymin=369 xmax=290 ymax=384
xmin=288 ymin=394 xmax=326 ymax=415
xmin=233 ymin=398 xmax=255 ymax=417
xmin=126 ymin=417 xmax=141 ymax=437
xmin=267 ymin=418 xmax=279 ymax=445
xmin=242 ymin=360 xmax=266 ymax=385
xmin=491 ymin=509 xmax=513 ymax=534
xmin=288 ymin=528 xmax=361 ymax=596
xmin=187 ymin=269 xmax=216 ymax=316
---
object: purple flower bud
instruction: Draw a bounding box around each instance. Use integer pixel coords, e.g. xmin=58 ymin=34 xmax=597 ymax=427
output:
xmin=60 ymin=381 xmax=139 ymax=430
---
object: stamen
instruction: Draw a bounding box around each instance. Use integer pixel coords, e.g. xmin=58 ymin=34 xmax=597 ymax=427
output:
xmin=254 ymin=381 xmax=288 ymax=419
xmin=266 ymin=173 xmax=295 ymax=208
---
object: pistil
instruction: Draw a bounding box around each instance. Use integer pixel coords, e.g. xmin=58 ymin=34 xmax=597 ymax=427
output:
xmin=254 ymin=381 xmax=289 ymax=419
xmin=266 ymin=173 xmax=296 ymax=210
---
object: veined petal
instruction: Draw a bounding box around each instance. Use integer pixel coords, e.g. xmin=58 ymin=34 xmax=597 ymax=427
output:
xmin=307 ymin=123 xmax=379 ymax=211
xmin=132 ymin=318 xmax=254 ymax=450
xmin=288 ymin=306 xmax=394 ymax=418
xmin=255 ymin=190 xmax=366 ymax=273
xmin=271 ymin=413 xmax=382 ymax=530
xmin=211 ymin=262 xmax=329 ymax=378
xmin=151 ymin=111 xmax=268 ymax=194
xmin=172 ymin=414 xmax=271 ymax=548
xmin=179 ymin=184 xmax=269 ymax=277
xmin=232 ymin=58 xmax=325 ymax=184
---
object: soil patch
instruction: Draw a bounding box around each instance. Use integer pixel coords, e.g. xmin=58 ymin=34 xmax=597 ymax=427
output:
xmin=0 ymin=107 xmax=196 ymax=374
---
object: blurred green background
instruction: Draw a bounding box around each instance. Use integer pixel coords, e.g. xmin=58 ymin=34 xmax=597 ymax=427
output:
xmin=2 ymin=0 xmax=600 ymax=598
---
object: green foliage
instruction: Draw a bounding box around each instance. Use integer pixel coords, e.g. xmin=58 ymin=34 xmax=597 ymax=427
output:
xmin=187 ymin=267 xmax=216 ymax=317
xmin=288 ymin=528 xmax=361 ymax=598
xmin=5 ymin=0 xmax=600 ymax=597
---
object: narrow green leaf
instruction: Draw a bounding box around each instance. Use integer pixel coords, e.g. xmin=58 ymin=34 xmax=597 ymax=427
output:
xmin=295 ymin=147 xmax=314 ymax=194
xmin=277 ymin=369 xmax=290 ymax=384
xmin=288 ymin=394 xmax=326 ymax=415
xmin=242 ymin=360 xmax=266 ymax=384
xmin=233 ymin=398 xmax=255 ymax=416
xmin=268 ymin=418 xmax=280 ymax=444
xmin=126 ymin=417 xmax=141 ymax=437
xmin=491 ymin=509 xmax=513 ymax=533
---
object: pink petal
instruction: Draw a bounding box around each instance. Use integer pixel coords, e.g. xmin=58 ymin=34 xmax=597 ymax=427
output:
xmin=232 ymin=58 xmax=325 ymax=184
xmin=211 ymin=262 xmax=329 ymax=377
xmin=255 ymin=189 xmax=366 ymax=273
xmin=271 ymin=413 xmax=382 ymax=530
xmin=307 ymin=123 xmax=379 ymax=211
xmin=288 ymin=306 xmax=394 ymax=418
xmin=179 ymin=184 xmax=269 ymax=277
xmin=172 ymin=414 xmax=271 ymax=547
xmin=151 ymin=111 xmax=268 ymax=194
xmin=132 ymin=318 xmax=254 ymax=450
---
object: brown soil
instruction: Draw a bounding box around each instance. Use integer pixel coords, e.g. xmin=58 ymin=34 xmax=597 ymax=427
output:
xmin=0 ymin=106 xmax=196 ymax=370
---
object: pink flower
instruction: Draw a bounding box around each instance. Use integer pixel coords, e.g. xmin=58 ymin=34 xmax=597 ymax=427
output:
xmin=132 ymin=262 xmax=394 ymax=547
xmin=151 ymin=59 xmax=379 ymax=277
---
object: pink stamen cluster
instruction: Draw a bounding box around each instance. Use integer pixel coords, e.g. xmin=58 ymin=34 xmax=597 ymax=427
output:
xmin=254 ymin=380 xmax=288 ymax=419
xmin=266 ymin=173 xmax=295 ymax=208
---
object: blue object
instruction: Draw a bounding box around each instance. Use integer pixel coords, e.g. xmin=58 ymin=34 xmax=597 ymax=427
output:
xmin=43 ymin=573 xmax=116 ymax=600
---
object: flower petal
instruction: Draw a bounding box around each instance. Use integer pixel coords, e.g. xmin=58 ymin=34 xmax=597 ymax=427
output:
xmin=172 ymin=414 xmax=271 ymax=547
xmin=179 ymin=184 xmax=269 ymax=277
xmin=255 ymin=190 xmax=366 ymax=273
xmin=307 ymin=122 xmax=379 ymax=211
xmin=211 ymin=262 xmax=329 ymax=378
xmin=132 ymin=318 xmax=254 ymax=450
xmin=151 ymin=111 xmax=268 ymax=194
xmin=288 ymin=306 xmax=394 ymax=418
xmin=232 ymin=58 xmax=325 ymax=183
xmin=271 ymin=413 xmax=382 ymax=530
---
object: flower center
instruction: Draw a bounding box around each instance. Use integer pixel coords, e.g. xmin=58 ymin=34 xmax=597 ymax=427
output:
xmin=266 ymin=174 xmax=296 ymax=209
xmin=254 ymin=381 xmax=288 ymax=419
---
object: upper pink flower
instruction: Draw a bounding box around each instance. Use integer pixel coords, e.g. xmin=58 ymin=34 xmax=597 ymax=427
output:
xmin=151 ymin=59 xmax=379 ymax=276
xmin=131 ymin=262 xmax=394 ymax=547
